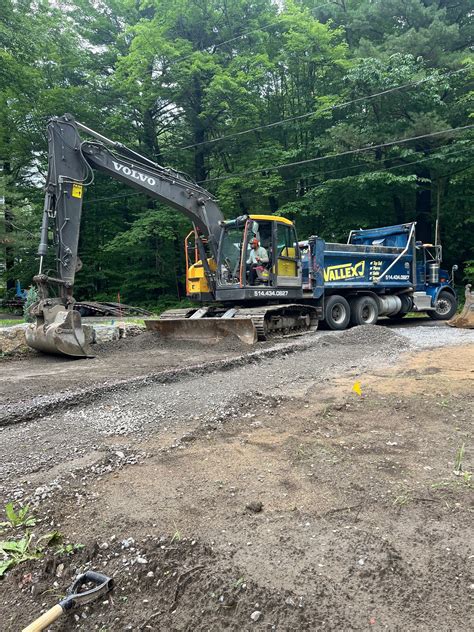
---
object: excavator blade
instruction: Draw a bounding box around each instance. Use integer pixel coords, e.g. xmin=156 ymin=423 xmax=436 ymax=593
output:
xmin=145 ymin=317 xmax=258 ymax=345
xmin=447 ymin=285 xmax=474 ymax=329
xmin=25 ymin=306 xmax=94 ymax=358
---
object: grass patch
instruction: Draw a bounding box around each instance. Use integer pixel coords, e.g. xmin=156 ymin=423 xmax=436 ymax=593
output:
xmin=0 ymin=319 xmax=24 ymax=327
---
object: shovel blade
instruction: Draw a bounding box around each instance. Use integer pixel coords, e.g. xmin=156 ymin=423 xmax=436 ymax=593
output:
xmin=25 ymin=307 xmax=94 ymax=358
xmin=145 ymin=317 xmax=258 ymax=345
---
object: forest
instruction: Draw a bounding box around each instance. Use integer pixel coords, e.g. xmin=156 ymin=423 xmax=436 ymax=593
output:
xmin=1 ymin=0 xmax=473 ymax=307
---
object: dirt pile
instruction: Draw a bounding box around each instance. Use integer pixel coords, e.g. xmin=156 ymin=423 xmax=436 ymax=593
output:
xmin=7 ymin=536 xmax=352 ymax=631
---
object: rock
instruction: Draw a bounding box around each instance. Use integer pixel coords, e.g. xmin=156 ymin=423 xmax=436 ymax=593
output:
xmin=93 ymin=325 xmax=121 ymax=344
xmin=56 ymin=563 xmax=64 ymax=578
xmin=250 ymin=610 xmax=262 ymax=622
xmin=246 ymin=501 xmax=263 ymax=513
xmin=0 ymin=324 xmax=32 ymax=355
xmin=146 ymin=571 xmax=154 ymax=578
xmin=135 ymin=556 xmax=148 ymax=564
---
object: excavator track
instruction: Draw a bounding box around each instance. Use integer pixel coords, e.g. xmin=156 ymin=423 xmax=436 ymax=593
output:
xmin=234 ymin=304 xmax=319 ymax=340
xmin=146 ymin=304 xmax=318 ymax=344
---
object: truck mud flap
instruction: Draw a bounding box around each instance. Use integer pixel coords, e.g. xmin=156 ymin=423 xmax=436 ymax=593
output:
xmin=145 ymin=317 xmax=258 ymax=345
xmin=25 ymin=308 xmax=94 ymax=358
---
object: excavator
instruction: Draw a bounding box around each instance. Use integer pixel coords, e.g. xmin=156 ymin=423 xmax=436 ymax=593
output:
xmin=26 ymin=114 xmax=319 ymax=357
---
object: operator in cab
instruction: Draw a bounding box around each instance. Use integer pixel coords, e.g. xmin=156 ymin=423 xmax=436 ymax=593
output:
xmin=247 ymin=237 xmax=269 ymax=285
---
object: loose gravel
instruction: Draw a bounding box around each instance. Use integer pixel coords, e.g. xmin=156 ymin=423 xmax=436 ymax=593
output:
xmin=0 ymin=322 xmax=471 ymax=507
xmin=393 ymin=322 xmax=474 ymax=348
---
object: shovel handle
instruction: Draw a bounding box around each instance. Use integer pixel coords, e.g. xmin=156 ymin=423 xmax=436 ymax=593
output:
xmin=22 ymin=604 xmax=64 ymax=632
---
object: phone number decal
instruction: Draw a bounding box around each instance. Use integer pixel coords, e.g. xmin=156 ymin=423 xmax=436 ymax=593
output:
xmin=252 ymin=290 xmax=289 ymax=297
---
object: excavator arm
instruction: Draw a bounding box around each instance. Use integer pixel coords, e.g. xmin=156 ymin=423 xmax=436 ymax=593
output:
xmin=27 ymin=114 xmax=224 ymax=357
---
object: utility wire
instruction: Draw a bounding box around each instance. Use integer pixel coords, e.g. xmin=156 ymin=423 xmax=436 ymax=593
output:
xmin=275 ymin=146 xmax=474 ymax=196
xmin=272 ymin=141 xmax=472 ymax=187
xmin=198 ymin=124 xmax=474 ymax=184
xmin=83 ymin=141 xmax=472 ymax=206
xmin=176 ymin=68 xmax=469 ymax=151
xmin=36 ymin=2 xmax=333 ymax=73
xmin=158 ymin=1 xmax=335 ymax=66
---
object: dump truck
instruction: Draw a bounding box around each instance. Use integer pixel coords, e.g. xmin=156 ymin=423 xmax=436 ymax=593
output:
xmin=299 ymin=222 xmax=458 ymax=330
xmin=26 ymin=114 xmax=457 ymax=357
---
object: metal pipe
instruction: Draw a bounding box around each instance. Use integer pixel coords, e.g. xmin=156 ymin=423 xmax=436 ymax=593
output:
xmin=37 ymin=195 xmax=51 ymax=257
xmin=75 ymin=121 xmax=119 ymax=148
xmin=374 ymin=222 xmax=416 ymax=284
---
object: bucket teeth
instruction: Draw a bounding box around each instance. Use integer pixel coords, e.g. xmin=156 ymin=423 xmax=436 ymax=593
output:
xmin=25 ymin=306 xmax=94 ymax=358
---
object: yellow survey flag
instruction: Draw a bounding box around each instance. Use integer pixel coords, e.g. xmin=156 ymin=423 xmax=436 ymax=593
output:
xmin=352 ymin=381 xmax=362 ymax=396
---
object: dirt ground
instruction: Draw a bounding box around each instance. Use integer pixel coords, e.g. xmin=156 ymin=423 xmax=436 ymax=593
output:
xmin=0 ymin=326 xmax=472 ymax=631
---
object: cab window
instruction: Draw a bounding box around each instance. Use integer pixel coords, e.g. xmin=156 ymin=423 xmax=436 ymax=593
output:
xmin=276 ymin=223 xmax=298 ymax=277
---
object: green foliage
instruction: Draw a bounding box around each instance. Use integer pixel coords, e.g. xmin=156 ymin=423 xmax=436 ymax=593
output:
xmin=1 ymin=0 xmax=472 ymax=303
xmin=0 ymin=503 xmax=36 ymax=529
xmin=0 ymin=532 xmax=40 ymax=576
xmin=23 ymin=286 xmax=38 ymax=322
xmin=0 ymin=503 xmax=83 ymax=577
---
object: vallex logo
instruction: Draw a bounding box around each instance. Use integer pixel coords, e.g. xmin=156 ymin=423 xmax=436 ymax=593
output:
xmin=324 ymin=261 xmax=365 ymax=282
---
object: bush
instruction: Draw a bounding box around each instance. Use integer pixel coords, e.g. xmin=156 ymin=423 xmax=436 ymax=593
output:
xmin=23 ymin=287 xmax=38 ymax=322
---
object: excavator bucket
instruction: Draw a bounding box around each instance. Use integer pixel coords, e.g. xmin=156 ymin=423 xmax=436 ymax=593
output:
xmin=25 ymin=305 xmax=94 ymax=358
xmin=448 ymin=284 xmax=474 ymax=329
xmin=145 ymin=317 xmax=258 ymax=345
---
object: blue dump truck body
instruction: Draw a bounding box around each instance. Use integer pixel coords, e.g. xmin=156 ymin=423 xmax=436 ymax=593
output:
xmin=300 ymin=222 xmax=457 ymax=328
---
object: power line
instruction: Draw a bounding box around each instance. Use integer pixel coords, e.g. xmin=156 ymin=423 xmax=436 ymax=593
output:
xmin=83 ymin=140 xmax=472 ymax=206
xmin=275 ymin=146 xmax=473 ymax=196
xmin=199 ymin=124 xmax=474 ymax=184
xmin=176 ymin=67 xmax=469 ymax=151
xmin=273 ymin=141 xmax=472 ymax=187
xmin=164 ymin=1 xmax=335 ymax=66
xmin=36 ymin=2 xmax=333 ymax=74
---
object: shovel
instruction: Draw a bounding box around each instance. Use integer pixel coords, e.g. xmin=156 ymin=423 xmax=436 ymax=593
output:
xmin=22 ymin=570 xmax=113 ymax=632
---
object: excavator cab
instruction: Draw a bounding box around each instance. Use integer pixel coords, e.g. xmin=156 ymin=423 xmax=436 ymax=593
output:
xmin=215 ymin=215 xmax=302 ymax=296
xmin=185 ymin=215 xmax=303 ymax=301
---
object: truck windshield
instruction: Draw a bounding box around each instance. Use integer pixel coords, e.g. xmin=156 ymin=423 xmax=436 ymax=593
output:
xmin=219 ymin=227 xmax=244 ymax=284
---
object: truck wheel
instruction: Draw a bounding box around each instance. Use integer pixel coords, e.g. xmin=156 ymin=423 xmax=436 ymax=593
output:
xmin=428 ymin=290 xmax=457 ymax=320
xmin=324 ymin=295 xmax=351 ymax=330
xmin=350 ymin=295 xmax=379 ymax=326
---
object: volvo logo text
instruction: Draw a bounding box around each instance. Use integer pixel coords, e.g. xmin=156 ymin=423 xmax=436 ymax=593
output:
xmin=112 ymin=161 xmax=156 ymax=186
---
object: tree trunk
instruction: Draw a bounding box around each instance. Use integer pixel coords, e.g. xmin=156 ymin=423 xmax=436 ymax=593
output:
xmin=142 ymin=108 xmax=162 ymax=162
xmin=2 ymin=160 xmax=15 ymax=292
xmin=393 ymin=194 xmax=405 ymax=224
xmin=415 ymin=170 xmax=432 ymax=243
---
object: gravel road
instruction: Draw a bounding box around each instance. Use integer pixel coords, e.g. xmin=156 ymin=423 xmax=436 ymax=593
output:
xmin=1 ymin=322 xmax=472 ymax=509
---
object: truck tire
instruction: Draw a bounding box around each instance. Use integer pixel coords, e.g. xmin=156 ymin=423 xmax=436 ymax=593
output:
xmin=428 ymin=290 xmax=457 ymax=320
xmin=324 ymin=295 xmax=351 ymax=330
xmin=350 ymin=295 xmax=379 ymax=326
